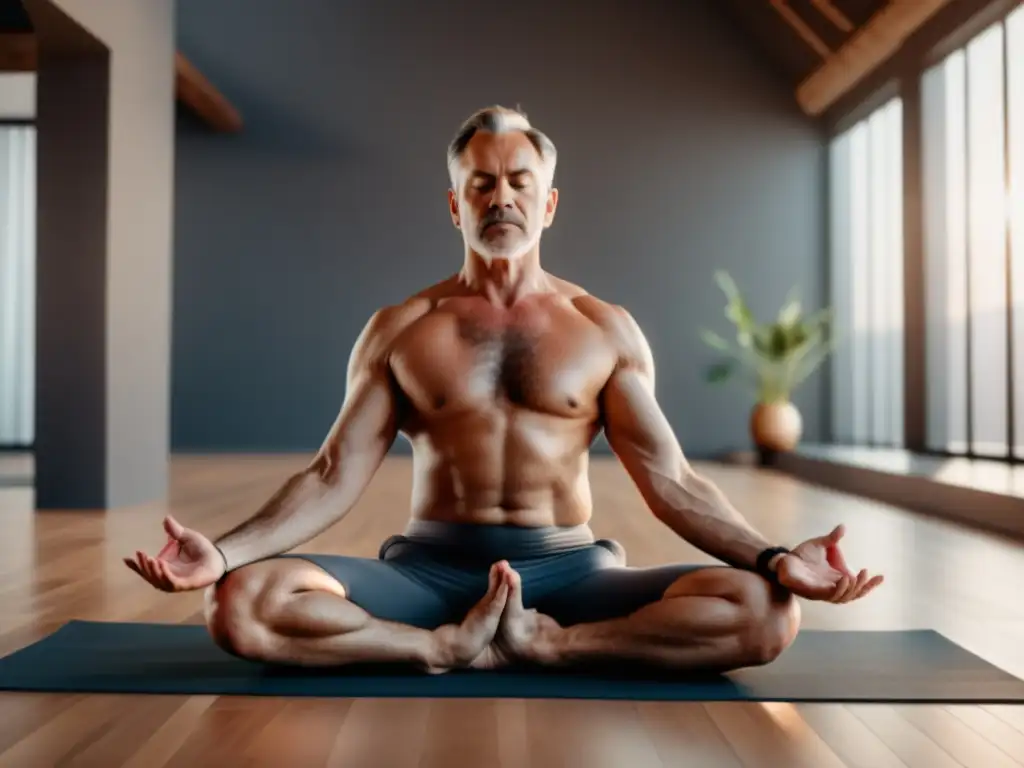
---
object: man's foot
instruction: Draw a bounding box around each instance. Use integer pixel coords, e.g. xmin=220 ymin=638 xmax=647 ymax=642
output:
xmin=470 ymin=561 xmax=563 ymax=670
xmin=426 ymin=561 xmax=510 ymax=673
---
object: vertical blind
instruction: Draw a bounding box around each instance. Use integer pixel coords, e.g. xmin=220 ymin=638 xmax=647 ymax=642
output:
xmin=828 ymin=97 xmax=905 ymax=448
xmin=922 ymin=8 xmax=1024 ymax=458
xmin=0 ymin=124 xmax=36 ymax=446
xmin=828 ymin=3 xmax=1024 ymax=457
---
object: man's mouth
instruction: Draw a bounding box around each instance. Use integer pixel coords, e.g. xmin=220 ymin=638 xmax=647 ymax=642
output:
xmin=484 ymin=220 xmax=519 ymax=231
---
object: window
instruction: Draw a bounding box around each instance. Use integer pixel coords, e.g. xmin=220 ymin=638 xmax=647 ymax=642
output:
xmin=829 ymin=97 xmax=905 ymax=447
xmin=922 ymin=6 xmax=1024 ymax=458
xmin=0 ymin=123 xmax=35 ymax=446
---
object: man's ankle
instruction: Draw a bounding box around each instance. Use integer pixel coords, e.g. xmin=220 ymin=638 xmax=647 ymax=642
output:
xmin=422 ymin=623 xmax=475 ymax=673
xmin=420 ymin=626 xmax=451 ymax=673
xmin=533 ymin=620 xmax=627 ymax=667
xmin=526 ymin=625 xmax=572 ymax=666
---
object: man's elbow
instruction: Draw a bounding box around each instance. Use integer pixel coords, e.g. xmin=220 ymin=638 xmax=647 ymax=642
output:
xmin=307 ymin=434 xmax=393 ymax=502
xmin=306 ymin=444 xmax=343 ymax=487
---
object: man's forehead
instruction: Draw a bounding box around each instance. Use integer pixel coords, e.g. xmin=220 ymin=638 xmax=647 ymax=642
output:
xmin=462 ymin=131 xmax=542 ymax=172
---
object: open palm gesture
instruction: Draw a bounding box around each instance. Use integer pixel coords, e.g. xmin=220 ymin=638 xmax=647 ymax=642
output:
xmin=124 ymin=515 xmax=225 ymax=592
xmin=777 ymin=524 xmax=884 ymax=603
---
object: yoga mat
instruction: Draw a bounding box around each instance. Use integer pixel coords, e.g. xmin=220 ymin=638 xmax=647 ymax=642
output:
xmin=2 ymin=620 xmax=1023 ymax=703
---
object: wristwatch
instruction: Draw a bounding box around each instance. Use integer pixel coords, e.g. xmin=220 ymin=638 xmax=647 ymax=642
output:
xmin=214 ymin=543 xmax=231 ymax=584
xmin=756 ymin=546 xmax=790 ymax=583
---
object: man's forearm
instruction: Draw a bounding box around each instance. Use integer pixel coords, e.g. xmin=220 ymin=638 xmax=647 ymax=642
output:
xmin=214 ymin=468 xmax=347 ymax=570
xmin=647 ymin=469 xmax=781 ymax=571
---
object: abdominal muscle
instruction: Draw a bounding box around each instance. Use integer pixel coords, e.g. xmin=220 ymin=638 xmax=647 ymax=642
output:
xmin=404 ymin=406 xmax=599 ymax=528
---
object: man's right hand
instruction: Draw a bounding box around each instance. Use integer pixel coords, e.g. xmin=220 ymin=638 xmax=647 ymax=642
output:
xmin=124 ymin=515 xmax=226 ymax=592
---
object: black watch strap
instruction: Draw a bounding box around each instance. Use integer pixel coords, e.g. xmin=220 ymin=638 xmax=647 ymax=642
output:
xmin=756 ymin=546 xmax=790 ymax=582
xmin=214 ymin=543 xmax=230 ymax=585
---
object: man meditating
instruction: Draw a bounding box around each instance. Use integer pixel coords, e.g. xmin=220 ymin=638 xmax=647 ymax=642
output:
xmin=126 ymin=105 xmax=882 ymax=674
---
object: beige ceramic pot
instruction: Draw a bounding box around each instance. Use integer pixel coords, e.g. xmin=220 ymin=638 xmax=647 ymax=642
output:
xmin=750 ymin=400 xmax=803 ymax=452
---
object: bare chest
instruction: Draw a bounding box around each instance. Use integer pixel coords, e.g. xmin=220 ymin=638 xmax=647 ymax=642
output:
xmin=390 ymin=308 xmax=616 ymax=418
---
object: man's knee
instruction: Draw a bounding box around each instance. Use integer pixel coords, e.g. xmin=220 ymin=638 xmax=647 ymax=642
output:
xmin=204 ymin=566 xmax=273 ymax=659
xmin=204 ymin=559 xmax=316 ymax=660
xmin=728 ymin=569 xmax=800 ymax=665
xmin=666 ymin=567 xmax=801 ymax=665
xmin=748 ymin=588 xmax=800 ymax=665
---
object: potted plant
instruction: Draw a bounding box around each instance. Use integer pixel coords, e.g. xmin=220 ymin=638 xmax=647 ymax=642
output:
xmin=700 ymin=270 xmax=834 ymax=455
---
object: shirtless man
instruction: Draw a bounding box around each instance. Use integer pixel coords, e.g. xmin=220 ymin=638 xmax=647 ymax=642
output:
xmin=126 ymin=105 xmax=883 ymax=674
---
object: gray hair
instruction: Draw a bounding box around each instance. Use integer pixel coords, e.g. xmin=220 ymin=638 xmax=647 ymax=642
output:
xmin=446 ymin=105 xmax=557 ymax=188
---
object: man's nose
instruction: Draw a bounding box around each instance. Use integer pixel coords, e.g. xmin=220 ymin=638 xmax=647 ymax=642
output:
xmin=490 ymin=178 xmax=515 ymax=207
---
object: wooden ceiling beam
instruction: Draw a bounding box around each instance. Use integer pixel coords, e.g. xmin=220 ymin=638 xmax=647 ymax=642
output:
xmin=769 ymin=0 xmax=833 ymax=59
xmin=796 ymin=0 xmax=954 ymax=116
xmin=0 ymin=32 xmax=242 ymax=133
xmin=174 ymin=52 xmax=242 ymax=133
xmin=809 ymin=0 xmax=855 ymax=32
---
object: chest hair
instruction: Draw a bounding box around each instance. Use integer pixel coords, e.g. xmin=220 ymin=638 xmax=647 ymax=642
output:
xmin=457 ymin=316 xmax=542 ymax=404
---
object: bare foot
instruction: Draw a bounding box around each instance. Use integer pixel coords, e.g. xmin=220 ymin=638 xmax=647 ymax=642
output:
xmin=427 ymin=560 xmax=511 ymax=673
xmin=471 ymin=562 xmax=562 ymax=670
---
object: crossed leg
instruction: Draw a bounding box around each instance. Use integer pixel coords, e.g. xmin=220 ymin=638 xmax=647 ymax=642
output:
xmin=204 ymin=557 xmax=507 ymax=673
xmin=205 ymin=555 xmax=800 ymax=675
xmin=476 ymin=561 xmax=801 ymax=673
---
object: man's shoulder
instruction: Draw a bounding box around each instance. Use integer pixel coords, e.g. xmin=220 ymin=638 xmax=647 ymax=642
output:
xmin=546 ymin=273 xmax=590 ymax=300
xmin=545 ymin=274 xmax=613 ymax=320
xmin=569 ymin=294 xmax=651 ymax=370
xmin=570 ymin=293 xmax=642 ymax=338
xmin=407 ymin=273 xmax=465 ymax=303
xmin=363 ymin=297 xmax=431 ymax=341
xmin=359 ymin=277 xmax=461 ymax=349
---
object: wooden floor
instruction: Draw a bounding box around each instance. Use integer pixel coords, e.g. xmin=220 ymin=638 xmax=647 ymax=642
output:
xmin=2 ymin=455 xmax=1024 ymax=767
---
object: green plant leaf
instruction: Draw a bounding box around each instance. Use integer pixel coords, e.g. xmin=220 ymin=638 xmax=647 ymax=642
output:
xmin=725 ymin=301 xmax=756 ymax=334
xmin=791 ymin=335 xmax=840 ymax=387
xmin=769 ymin=324 xmax=790 ymax=358
xmin=700 ymin=329 xmax=732 ymax=352
xmin=702 ymin=270 xmax=836 ymax=400
xmin=798 ymin=308 xmax=832 ymax=339
xmin=714 ymin=270 xmax=758 ymax=338
xmin=777 ymin=285 xmax=802 ymax=327
xmin=713 ymin=270 xmax=741 ymax=303
xmin=749 ymin=328 xmax=768 ymax=356
xmin=788 ymin=322 xmax=809 ymax=348
xmin=706 ymin=361 xmax=734 ymax=384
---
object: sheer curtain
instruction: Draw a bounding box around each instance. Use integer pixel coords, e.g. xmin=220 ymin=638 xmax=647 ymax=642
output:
xmin=921 ymin=6 xmax=1024 ymax=457
xmin=0 ymin=124 xmax=36 ymax=446
xmin=828 ymin=98 xmax=905 ymax=447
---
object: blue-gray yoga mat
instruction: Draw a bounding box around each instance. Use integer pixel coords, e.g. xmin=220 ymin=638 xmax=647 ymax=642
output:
xmin=1 ymin=620 xmax=1023 ymax=702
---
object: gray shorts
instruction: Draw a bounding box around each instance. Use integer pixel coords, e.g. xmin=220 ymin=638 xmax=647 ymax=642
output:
xmin=284 ymin=520 xmax=713 ymax=629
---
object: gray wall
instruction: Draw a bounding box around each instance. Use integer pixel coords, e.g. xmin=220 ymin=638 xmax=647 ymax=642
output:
xmin=172 ymin=0 xmax=827 ymax=458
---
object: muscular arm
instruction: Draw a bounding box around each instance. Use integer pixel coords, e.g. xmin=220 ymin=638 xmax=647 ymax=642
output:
xmin=596 ymin=305 xmax=778 ymax=571
xmin=214 ymin=306 xmax=412 ymax=570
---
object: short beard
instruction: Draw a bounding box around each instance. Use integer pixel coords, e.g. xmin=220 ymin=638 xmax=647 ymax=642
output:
xmin=476 ymin=229 xmax=537 ymax=264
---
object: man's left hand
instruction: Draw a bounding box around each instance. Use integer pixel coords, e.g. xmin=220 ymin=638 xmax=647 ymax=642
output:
xmin=775 ymin=524 xmax=884 ymax=603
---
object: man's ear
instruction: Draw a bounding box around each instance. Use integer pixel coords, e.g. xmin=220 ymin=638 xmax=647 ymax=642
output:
xmin=543 ymin=187 xmax=559 ymax=228
xmin=448 ymin=189 xmax=461 ymax=229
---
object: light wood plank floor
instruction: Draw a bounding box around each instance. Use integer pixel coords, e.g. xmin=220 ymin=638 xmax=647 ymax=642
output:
xmin=2 ymin=454 xmax=1024 ymax=767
